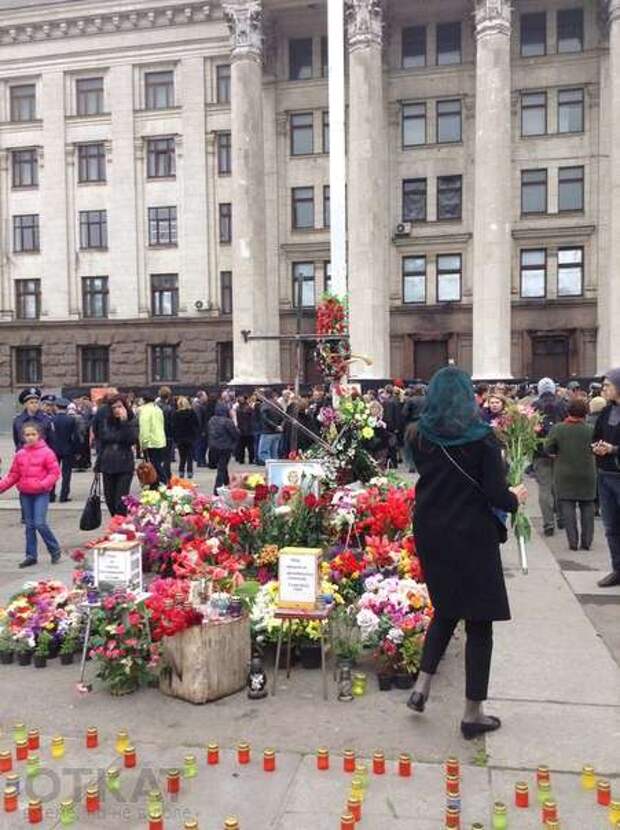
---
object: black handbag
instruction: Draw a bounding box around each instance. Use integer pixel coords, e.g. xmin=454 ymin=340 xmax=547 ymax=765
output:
xmin=80 ymin=475 xmax=102 ymax=531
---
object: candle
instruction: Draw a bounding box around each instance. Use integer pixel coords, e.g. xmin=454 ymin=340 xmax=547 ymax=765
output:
xmin=340 ymin=813 xmax=355 ymax=830
xmin=28 ymin=798 xmax=42 ymax=824
xmin=115 ymin=730 xmax=129 ymax=755
xmin=184 ymin=822 xmax=199 ymax=830
xmin=347 ymin=796 xmax=362 ymax=822
xmin=581 ymin=765 xmax=596 ymax=790
xmin=27 ymin=730 xmax=39 ymax=751
xmin=51 ymin=736 xmax=65 ymax=760
xmin=263 ymin=749 xmax=276 ymax=772
xmin=184 ymin=755 xmax=198 ymax=778
xmin=343 ymin=749 xmax=355 ymax=773
xmin=106 ymin=767 xmax=120 ymax=793
xmin=544 ymin=821 xmax=560 ymax=830
xmin=26 ymin=755 xmax=40 ymax=778
xmin=6 ymin=774 xmax=19 ymax=794
xmin=0 ymin=751 xmax=12 ymax=773
xmin=3 ymin=786 xmax=17 ymax=813
xmin=597 ymin=779 xmax=611 ymax=806
xmin=207 ymin=743 xmax=219 ymax=765
xmin=149 ymin=810 xmax=164 ymax=830
xmin=445 ymin=805 xmax=460 ymax=828
xmin=59 ymin=798 xmax=76 ymax=826
xmin=13 ymin=724 xmax=27 ymax=744
xmin=351 ymin=672 xmax=367 ymax=696
xmin=537 ymin=780 xmax=553 ymax=805
xmin=536 ymin=765 xmax=550 ymax=785
xmin=373 ymin=751 xmax=386 ymax=775
xmin=350 ymin=776 xmax=364 ymax=801
xmin=237 ymin=742 xmax=250 ymax=765
xmin=515 ymin=781 xmax=529 ymax=808
xmin=85 ymin=785 xmax=100 ymax=813
xmin=86 ymin=727 xmax=98 ymax=749
xmin=446 ymin=756 xmax=460 ymax=778
xmin=123 ymin=746 xmax=136 ymax=768
xmin=167 ymin=768 xmax=180 ymax=795
xmin=147 ymin=790 xmax=163 ymax=815
xmin=316 ymin=748 xmax=329 ymax=771
xmin=446 ymin=774 xmax=460 ymax=797
xmin=223 ymin=820 xmax=239 ymax=830
xmin=354 ymin=762 xmax=369 ymax=789
xmin=399 ymin=752 xmax=412 ymax=777
xmin=542 ymin=799 xmax=558 ymax=823
xmin=609 ymin=801 xmax=620 ymax=826
xmin=492 ymin=802 xmax=508 ymax=830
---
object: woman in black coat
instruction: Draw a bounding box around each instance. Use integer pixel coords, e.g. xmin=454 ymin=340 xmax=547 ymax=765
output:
xmin=208 ymin=402 xmax=240 ymax=494
xmin=171 ymin=397 xmax=200 ymax=479
xmin=406 ymin=367 xmax=527 ymax=739
xmin=98 ymin=396 xmax=138 ymax=516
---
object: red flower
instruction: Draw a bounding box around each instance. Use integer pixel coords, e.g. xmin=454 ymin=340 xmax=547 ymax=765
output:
xmin=254 ymin=484 xmax=269 ymax=503
xmin=304 ymin=493 xmax=318 ymax=509
xmin=231 ymin=488 xmax=248 ymax=503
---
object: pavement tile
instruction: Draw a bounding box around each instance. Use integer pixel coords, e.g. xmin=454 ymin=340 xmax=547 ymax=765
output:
xmin=563 ymin=570 xmax=620 ymax=597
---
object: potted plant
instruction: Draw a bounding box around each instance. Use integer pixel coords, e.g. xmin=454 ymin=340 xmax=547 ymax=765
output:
xmin=392 ymin=632 xmax=423 ymax=689
xmin=59 ymin=631 xmax=78 ymax=666
xmin=14 ymin=638 xmax=34 ymax=667
xmin=376 ymin=654 xmax=395 ymax=691
xmin=0 ymin=629 xmax=15 ymax=665
xmin=33 ymin=631 xmax=52 ymax=669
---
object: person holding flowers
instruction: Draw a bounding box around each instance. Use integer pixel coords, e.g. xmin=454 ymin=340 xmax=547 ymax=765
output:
xmin=405 ymin=367 xmax=527 ymax=739
xmin=592 ymin=369 xmax=620 ymax=587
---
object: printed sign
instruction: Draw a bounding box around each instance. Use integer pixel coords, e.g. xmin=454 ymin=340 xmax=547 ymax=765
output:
xmin=94 ymin=540 xmax=143 ymax=593
xmin=278 ymin=547 xmax=321 ymax=610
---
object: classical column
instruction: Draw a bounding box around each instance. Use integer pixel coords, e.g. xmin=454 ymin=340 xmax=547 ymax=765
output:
xmin=472 ymin=0 xmax=513 ymax=379
xmin=598 ymin=0 xmax=620 ymax=371
xmin=224 ymin=0 xmax=280 ymax=384
xmin=346 ymin=0 xmax=390 ymax=380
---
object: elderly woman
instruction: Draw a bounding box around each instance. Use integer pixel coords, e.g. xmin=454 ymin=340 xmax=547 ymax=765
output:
xmin=405 ymin=367 xmax=527 ymax=739
xmin=592 ymin=369 xmax=620 ymax=587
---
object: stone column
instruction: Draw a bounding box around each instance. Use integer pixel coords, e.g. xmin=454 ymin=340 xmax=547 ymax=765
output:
xmin=472 ymin=0 xmax=513 ymax=379
xmin=346 ymin=0 xmax=390 ymax=380
xmin=598 ymin=0 xmax=620 ymax=371
xmin=224 ymin=1 xmax=280 ymax=384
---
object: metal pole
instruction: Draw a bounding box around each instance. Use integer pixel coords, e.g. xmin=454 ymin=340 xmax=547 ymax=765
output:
xmin=328 ymin=0 xmax=347 ymax=297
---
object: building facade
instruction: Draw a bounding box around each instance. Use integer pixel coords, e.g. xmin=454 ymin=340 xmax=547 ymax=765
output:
xmin=0 ymin=0 xmax=617 ymax=392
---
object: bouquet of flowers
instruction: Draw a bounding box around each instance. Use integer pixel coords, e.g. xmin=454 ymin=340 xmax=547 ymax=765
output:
xmin=314 ymin=294 xmax=351 ymax=381
xmin=146 ymin=578 xmax=204 ymax=641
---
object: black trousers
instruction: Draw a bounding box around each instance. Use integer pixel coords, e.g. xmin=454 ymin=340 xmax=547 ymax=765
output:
xmin=235 ymin=435 xmax=255 ymax=464
xmin=177 ymin=443 xmax=194 ymax=477
xmin=59 ymin=455 xmax=73 ymax=501
xmin=103 ymin=472 xmax=133 ymax=516
xmin=559 ymin=499 xmax=595 ymax=549
xmin=420 ymin=615 xmax=493 ymax=701
xmin=212 ymin=449 xmax=231 ymax=494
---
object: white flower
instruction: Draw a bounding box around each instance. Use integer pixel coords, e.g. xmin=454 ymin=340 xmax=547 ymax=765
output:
xmin=363 ymin=574 xmax=383 ymax=592
xmin=387 ymin=627 xmax=404 ymax=644
xmin=356 ymin=608 xmax=380 ymax=638
xmin=275 ymin=505 xmax=291 ymax=516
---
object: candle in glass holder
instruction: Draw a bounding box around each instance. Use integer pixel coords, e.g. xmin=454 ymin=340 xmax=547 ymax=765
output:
xmin=581 ymin=765 xmax=596 ymax=790
xmin=445 ymin=805 xmax=460 ymax=828
xmin=597 ymin=779 xmax=611 ymax=806
xmin=316 ymin=748 xmax=329 ymax=771
xmin=13 ymin=724 xmax=27 ymax=744
xmin=147 ymin=790 xmax=163 ymax=815
xmin=149 ymin=809 xmax=163 ymax=830
xmin=3 ymin=786 xmax=17 ymax=813
xmin=184 ymin=755 xmax=198 ymax=778
xmin=347 ymin=796 xmax=362 ymax=822
xmin=207 ymin=743 xmax=219 ymax=765
xmin=115 ymin=730 xmax=129 ymax=755
xmin=349 ymin=776 xmax=364 ymax=801
xmin=373 ymin=751 xmax=385 ymax=775
xmin=542 ymin=799 xmax=558 ymax=823
xmin=545 ymin=821 xmax=560 ymax=830
xmin=28 ymin=798 xmax=42 ymax=824
xmin=51 ymin=737 xmax=65 ymax=760
xmin=167 ymin=768 xmax=180 ymax=795
xmin=343 ymin=749 xmax=355 ymax=773
xmin=15 ymin=740 xmax=28 ymax=761
xmin=6 ymin=774 xmax=19 ymax=794
xmin=340 ymin=813 xmax=355 ymax=830
xmin=27 ymin=730 xmax=39 ymax=751
xmin=398 ymin=753 xmax=412 ymax=777
xmin=536 ymin=765 xmax=550 ymax=785
xmin=223 ymin=820 xmax=238 ymax=830
xmin=515 ymin=781 xmax=529 ymax=808
xmin=26 ymin=755 xmax=40 ymax=778
xmin=446 ymin=774 xmax=460 ymax=798
xmin=237 ymin=742 xmax=250 ymax=765
xmin=0 ymin=751 xmax=12 ymax=773
xmin=609 ymin=801 xmax=620 ymax=826
xmin=59 ymin=798 xmax=76 ymax=826
xmin=85 ymin=785 xmax=100 ymax=814
xmin=123 ymin=746 xmax=136 ymax=768
xmin=351 ymin=673 xmax=367 ymax=696
xmin=354 ymin=762 xmax=369 ymax=790
xmin=263 ymin=749 xmax=276 ymax=772
xmin=537 ymin=780 xmax=553 ymax=805
xmin=86 ymin=727 xmax=98 ymax=749
xmin=492 ymin=802 xmax=508 ymax=830
xmin=184 ymin=821 xmax=199 ymax=830
xmin=445 ymin=757 xmax=460 ymax=778
xmin=106 ymin=767 xmax=120 ymax=793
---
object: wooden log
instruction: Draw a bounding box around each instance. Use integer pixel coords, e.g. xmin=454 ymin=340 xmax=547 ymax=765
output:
xmin=159 ymin=616 xmax=251 ymax=704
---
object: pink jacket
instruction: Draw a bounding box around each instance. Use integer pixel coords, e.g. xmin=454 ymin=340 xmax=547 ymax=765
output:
xmin=0 ymin=439 xmax=60 ymax=495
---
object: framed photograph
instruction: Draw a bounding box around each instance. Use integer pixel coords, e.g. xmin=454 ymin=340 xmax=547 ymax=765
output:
xmin=265 ymin=459 xmax=326 ymax=495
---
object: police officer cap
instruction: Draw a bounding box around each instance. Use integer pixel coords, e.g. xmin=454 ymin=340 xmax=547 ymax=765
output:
xmin=55 ymin=397 xmax=71 ymax=409
xmin=18 ymin=387 xmax=41 ymax=404
xmin=40 ymin=394 xmax=57 ymax=405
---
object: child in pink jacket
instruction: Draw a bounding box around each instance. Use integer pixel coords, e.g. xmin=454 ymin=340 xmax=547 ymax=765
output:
xmin=0 ymin=421 xmax=61 ymax=568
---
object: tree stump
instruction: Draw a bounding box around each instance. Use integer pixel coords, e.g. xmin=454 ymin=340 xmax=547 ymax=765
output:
xmin=159 ymin=616 xmax=251 ymax=704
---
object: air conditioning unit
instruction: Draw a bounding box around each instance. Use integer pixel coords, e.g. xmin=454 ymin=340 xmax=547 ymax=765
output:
xmin=194 ymin=300 xmax=211 ymax=312
xmin=395 ymin=222 xmax=412 ymax=238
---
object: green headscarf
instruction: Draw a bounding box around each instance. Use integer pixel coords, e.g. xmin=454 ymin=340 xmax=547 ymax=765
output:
xmin=418 ymin=366 xmax=492 ymax=447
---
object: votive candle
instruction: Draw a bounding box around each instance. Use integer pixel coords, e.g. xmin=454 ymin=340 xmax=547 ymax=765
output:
xmin=166 ymin=768 xmax=180 ymax=795
xmin=347 ymin=796 xmax=362 ymax=822
xmin=398 ymin=753 xmax=412 ymax=777
xmin=316 ymin=748 xmax=329 ymax=771
xmin=13 ymin=724 xmax=26 ymax=744
xmin=184 ymin=755 xmax=198 ymax=778
xmin=51 ymin=736 xmax=65 ymax=760
xmin=515 ymin=781 xmax=529 ymax=808
xmin=149 ymin=810 xmax=164 ymax=830
xmin=106 ymin=767 xmax=120 ymax=793
xmin=237 ymin=742 xmax=250 ymax=765
xmin=609 ymin=801 xmax=620 ymax=826
xmin=207 ymin=743 xmax=219 ymax=765
xmin=537 ymin=766 xmax=550 ymax=785
xmin=27 ymin=730 xmax=39 ymax=751
xmin=86 ymin=727 xmax=98 ymax=749
xmin=25 ymin=755 xmax=40 ymax=778
xmin=15 ymin=740 xmax=28 ymax=762
xmin=373 ymin=751 xmax=386 ymax=775
xmin=445 ymin=805 xmax=460 ymax=828
xmin=85 ymin=785 xmax=100 ymax=814
xmin=492 ymin=802 xmax=508 ymax=830
xmin=27 ymin=798 xmax=42 ymax=824
xmin=446 ymin=757 xmax=460 ymax=778
xmin=343 ymin=749 xmax=355 ymax=773
xmin=0 ymin=750 xmax=12 ymax=773
xmin=115 ymin=730 xmax=129 ymax=755
xmin=340 ymin=813 xmax=355 ymax=830
xmin=123 ymin=746 xmax=136 ymax=768
xmin=3 ymin=786 xmax=17 ymax=813
xmin=542 ymin=799 xmax=558 ymax=823
xmin=597 ymin=779 xmax=611 ymax=806
xmin=581 ymin=765 xmax=596 ymax=790
xmin=263 ymin=749 xmax=276 ymax=772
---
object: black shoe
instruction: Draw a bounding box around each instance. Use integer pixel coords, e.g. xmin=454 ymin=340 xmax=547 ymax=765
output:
xmin=460 ymin=716 xmax=501 ymax=740
xmin=50 ymin=552 xmax=61 ymax=564
xmin=59 ymin=498 xmax=72 ymax=503
xmin=580 ymin=544 xmax=591 ymax=551
xmin=597 ymin=572 xmax=620 ymax=588
xmin=569 ymin=545 xmax=578 ymax=552
xmin=406 ymin=691 xmax=427 ymax=713
xmin=544 ymin=528 xmax=555 ymax=537
xmin=18 ymin=559 xmax=37 ymax=568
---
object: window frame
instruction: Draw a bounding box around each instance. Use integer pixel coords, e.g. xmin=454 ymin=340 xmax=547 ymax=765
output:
xmin=218 ymin=203 xmax=232 ymax=243
xmin=216 ymin=64 xmax=231 ymax=104
xmin=323 ymin=185 xmax=330 ymax=229
xmin=558 ymin=87 xmax=584 ymax=134
xmin=436 ymin=21 xmax=462 ymax=66
xmin=402 ymin=255 xmax=427 ymax=304
xmin=15 ymin=346 xmax=42 ymax=385
xmin=290 ymin=112 xmax=314 ymax=156
xmin=11 ymin=148 xmax=38 ymax=189
xmin=291 ymin=186 xmax=315 ymax=230
xmin=437 ymin=175 xmax=462 ymax=221
xmin=148 ymin=206 xmax=178 ymax=247
xmin=557 ymin=7 xmax=584 ymax=54
xmin=521 ymin=91 xmax=547 ymax=137
xmin=520 ymin=248 xmax=547 ymax=299
xmin=13 ymin=214 xmax=40 ymax=253
xmin=10 ymin=84 xmax=36 ymax=122
xmin=151 ymin=344 xmax=178 ymax=383
xmin=220 ymin=270 xmax=233 ymax=314
xmin=216 ymin=131 xmax=232 ymax=175
xmin=436 ymin=253 xmax=462 ymax=303
xmin=520 ymin=12 xmax=547 ymax=57
xmin=79 ymin=209 xmax=108 ymax=250
xmin=402 ymin=178 xmax=427 ymax=222
xmin=322 ymin=111 xmax=330 ymax=154
xmin=521 ymin=168 xmax=548 ymax=215
xmin=436 ymin=99 xmax=462 ymax=144
xmin=558 ymin=165 xmax=585 ymax=213
xmin=557 ymin=246 xmax=584 ymax=297
xmin=82 ymin=276 xmax=109 ymax=319
xmin=81 ymin=346 xmax=110 ymax=384
xmin=402 ymin=102 xmax=427 ymax=148
xmin=15 ymin=278 xmax=41 ymax=320
xmin=216 ymin=342 xmax=234 ymax=384
xmin=292 ymin=261 xmax=316 ymax=308
xmin=77 ymin=142 xmax=106 ymax=183
xmin=76 ymin=76 xmax=104 ymax=116
xmin=324 ymin=260 xmax=332 ymax=294
xmin=150 ymin=273 xmax=179 ymax=317
xmin=289 ymin=37 xmax=314 ymax=81
xmin=146 ymin=137 xmax=176 ymax=179
xmin=402 ymin=24 xmax=426 ymax=68
xmin=144 ymin=70 xmax=175 ymax=110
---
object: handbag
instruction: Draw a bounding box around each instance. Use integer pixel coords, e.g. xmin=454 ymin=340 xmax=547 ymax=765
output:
xmin=79 ymin=474 xmax=102 ymax=531
xmin=136 ymin=457 xmax=158 ymax=487
xmin=440 ymin=445 xmax=509 ymax=544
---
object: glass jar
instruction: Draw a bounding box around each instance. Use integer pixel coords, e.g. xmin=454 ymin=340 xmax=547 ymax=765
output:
xmin=15 ymin=739 xmax=28 ymax=761
xmin=13 ymin=723 xmax=27 ymax=744
xmin=147 ymin=790 xmax=163 ymax=815
xmin=184 ymin=754 xmax=198 ymax=778
xmin=316 ymin=748 xmax=329 ymax=771
xmin=536 ymin=765 xmax=550 ymax=785
xmin=85 ymin=786 xmax=100 ymax=814
xmin=115 ymin=730 xmax=129 ymax=755
xmin=28 ymin=798 xmax=42 ymax=824
xmin=340 ymin=813 xmax=355 ymax=830
xmin=609 ymin=801 xmax=620 ymax=826
xmin=537 ymin=780 xmax=552 ymax=805
xmin=27 ymin=730 xmax=39 ymax=751
xmin=492 ymin=802 xmax=508 ymax=830
xmin=515 ymin=781 xmax=529 ymax=808
xmin=542 ymin=799 xmax=557 ymax=823
xmin=223 ymin=820 xmax=238 ymax=830
xmin=149 ymin=810 xmax=164 ymax=830
xmin=372 ymin=751 xmax=385 ymax=775
xmin=349 ymin=776 xmax=364 ymax=801
xmin=86 ymin=727 xmax=98 ymax=749
xmin=59 ymin=798 xmax=76 ymax=826
xmin=445 ymin=805 xmax=460 ymax=828
xmin=351 ymin=672 xmax=367 ymax=696
xmin=6 ymin=774 xmax=19 ymax=794
xmin=3 ymin=786 xmax=17 ymax=813
xmin=167 ymin=768 xmax=181 ymax=795
xmin=0 ymin=750 xmax=12 ymax=773
xmin=597 ymin=779 xmax=611 ymax=806
xmin=445 ymin=756 xmax=460 ymax=777
xmin=581 ymin=765 xmax=596 ymax=790
xmin=446 ymin=774 xmax=460 ymax=797
xmin=26 ymin=755 xmax=40 ymax=778
xmin=207 ymin=743 xmax=219 ymax=765
xmin=347 ymin=796 xmax=362 ymax=822
xmin=123 ymin=746 xmax=136 ymax=768
xmin=398 ymin=753 xmax=412 ymax=777
xmin=343 ymin=749 xmax=355 ymax=773
xmin=263 ymin=749 xmax=276 ymax=773
xmin=237 ymin=742 xmax=250 ymax=765
xmin=354 ymin=762 xmax=369 ymax=790
xmin=51 ymin=736 xmax=65 ymax=760
xmin=106 ymin=767 xmax=120 ymax=793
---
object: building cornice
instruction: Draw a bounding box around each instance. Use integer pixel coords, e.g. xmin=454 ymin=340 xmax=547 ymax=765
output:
xmin=0 ymin=2 xmax=217 ymax=47
xmin=512 ymin=224 xmax=596 ymax=240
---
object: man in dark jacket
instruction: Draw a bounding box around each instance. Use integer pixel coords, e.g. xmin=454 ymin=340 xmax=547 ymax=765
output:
xmin=235 ymin=395 xmax=255 ymax=464
xmin=258 ymin=389 xmax=283 ymax=464
xmin=208 ymin=402 xmax=240 ymax=494
xmin=381 ymin=385 xmax=403 ymax=468
xmin=52 ymin=398 xmax=78 ymax=502
xmin=13 ymin=388 xmax=54 ymax=449
xmin=532 ymin=377 xmax=568 ymax=535
xmin=592 ymin=368 xmax=620 ymax=586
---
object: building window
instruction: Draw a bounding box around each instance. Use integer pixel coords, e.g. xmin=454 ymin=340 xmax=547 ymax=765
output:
xmin=323 ymin=186 xmax=330 ymax=228
xmin=220 ymin=271 xmax=232 ymax=314
xmin=147 ymin=137 xmax=176 ymax=178
xmin=520 ymin=12 xmax=546 ymax=57
xmin=321 ymin=36 xmax=329 ymax=78
xmin=148 ymin=206 xmax=177 ymax=246
xmin=145 ymin=70 xmax=174 ymax=110
xmin=402 ymin=103 xmax=426 ymax=147
xmin=152 ymin=345 xmax=178 ymax=382
xmin=558 ymin=166 xmax=584 ymax=212
xmin=402 ymin=25 xmax=426 ymax=68
xmin=521 ymin=169 xmax=547 ymax=214
xmin=82 ymin=276 xmax=109 ymax=319
xmin=437 ymin=254 xmax=461 ymax=302
xmin=437 ymin=99 xmax=462 ymax=144
xmin=403 ymin=256 xmax=426 ymax=304
xmin=292 ymin=262 xmax=315 ymax=307
xmin=15 ymin=346 xmax=41 ymax=384
xmin=402 ymin=178 xmax=427 ymax=222
xmin=289 ymin=38 xmax=313 ymax=80
xmin=216 ymin=64 xmax=231 ymax=103
xmin=216 ymin=342 xmax=233 ymax=384
xmin=82 ymin=346 xmax=109 ymax=384
xmin=520 ymin=249 xmax=546 ymax=298
xmin=76 ymin=77 xmax=104 ymax=116
xmin=79 ymin=210 xmax=107 ymax=249
xmin=219 ymin=203 xmax=232 ymax=243
xmin=437 ymin=175 xmax=462 ymax=221
xmin=521 ymin=91 xmax=547 ymax=136
xmin=322 ymin=111 xmax=330 ymax=153
xmin=15 ymin=279 xmax=41 ymax=319
xmin=324 ymin=261 xmax=331 ymax=294
xmin=558 ymin=88 xmax=584 ymax=134
xmin=557 ymin=247 xmax=584 ymax=296
xmin=13 ymin=215 xmax=39 ymax=253
xmin=217 ymin=132 xmax=232 ymax=175
xmin=12 ymin=149 xmax=38 ymax=188
xmin=78 ymin=143 xmax=106 ymax=183
xmin=557 ymin=8 xmax=583 ymax=53
xmin=436 ymin=22 xmax=461 ymax=65
xmin=151 ymin=274 xmax=179 ymax=317
xmin=291 ymin=112 xmax=314 ymax=156
xmin=292 ymin=187 xmax=315 ymax=229
xmin=10 ymin=84 xmax=36 ymax=122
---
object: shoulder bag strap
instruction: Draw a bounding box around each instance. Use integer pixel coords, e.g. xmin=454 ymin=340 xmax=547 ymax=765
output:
xmin=439 ymin=444 xmax=485 ymax=495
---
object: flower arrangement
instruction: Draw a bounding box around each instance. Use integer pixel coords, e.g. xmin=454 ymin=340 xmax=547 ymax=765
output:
xmin=146 ymin=579 xmax=204 ymax=642
xmin=314 ymin=294 xmax=351 ymax=381
xmin=0 ymin=580 xmax=83 ymax=655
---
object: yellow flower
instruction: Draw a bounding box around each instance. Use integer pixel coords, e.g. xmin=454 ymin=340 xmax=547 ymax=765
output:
xmin=361 ymin=426 xmax=374 ymax=440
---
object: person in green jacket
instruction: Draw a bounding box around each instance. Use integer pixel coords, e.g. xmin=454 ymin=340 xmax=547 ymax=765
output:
xmin=138 ymin=393 xmax=168 ymax=484
xmin=545 ymin=398 xmax=596 ymax=551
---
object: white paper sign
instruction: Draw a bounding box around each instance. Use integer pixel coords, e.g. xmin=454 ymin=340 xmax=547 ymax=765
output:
xmin=94 ymin=541 xmax=143 ymax=593
xmin=278 ymin=548 xmax=320 ymax=609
